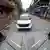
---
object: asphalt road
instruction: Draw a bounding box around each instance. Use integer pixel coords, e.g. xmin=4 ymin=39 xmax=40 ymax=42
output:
xmin=0 ymin=14 xmax=50 ymax=50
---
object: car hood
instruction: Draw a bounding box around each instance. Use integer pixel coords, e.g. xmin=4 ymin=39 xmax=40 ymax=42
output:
xmin=17 ymin=20 xmax=31 ymax=24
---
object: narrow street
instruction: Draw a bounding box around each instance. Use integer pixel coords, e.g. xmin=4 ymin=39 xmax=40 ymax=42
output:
xmin=0 ymin=14 xmax=50 ymax=50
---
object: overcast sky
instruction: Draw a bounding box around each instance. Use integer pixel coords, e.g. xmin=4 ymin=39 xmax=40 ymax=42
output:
xmin=21 ymin=0 xmax=32 ymax=10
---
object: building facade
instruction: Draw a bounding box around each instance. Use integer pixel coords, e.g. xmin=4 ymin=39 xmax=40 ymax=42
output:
xmin=0 ymin=0 xmax=22 ymax=31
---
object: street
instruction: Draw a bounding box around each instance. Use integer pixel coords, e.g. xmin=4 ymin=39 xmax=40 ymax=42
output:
xmin=0 ymin=14 xmax=50 ymax=50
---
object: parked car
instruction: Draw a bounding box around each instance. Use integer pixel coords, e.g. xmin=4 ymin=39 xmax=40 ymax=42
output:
xmin=33 ymin=7 xmax=41 ymax=16
xmin=33 ymin=6 xmax=48 ymax=17
xmin=16 ymin=13 xmax=32 ymax=30
xmin=34 ymin=7 xmax=40 ymax=13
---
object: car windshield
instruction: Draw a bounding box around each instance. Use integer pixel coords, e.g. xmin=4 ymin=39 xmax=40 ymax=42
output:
xmin=20 ymin=16 xmax=29 ymax=20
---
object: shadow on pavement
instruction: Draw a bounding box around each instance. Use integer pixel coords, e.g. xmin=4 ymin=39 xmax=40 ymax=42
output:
xmin=18 ymin=29 xmax=31 ymax=31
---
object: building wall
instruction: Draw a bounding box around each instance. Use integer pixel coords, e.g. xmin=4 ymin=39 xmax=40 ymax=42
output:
xmin=0 ymin=0 xmax=22 ymax=31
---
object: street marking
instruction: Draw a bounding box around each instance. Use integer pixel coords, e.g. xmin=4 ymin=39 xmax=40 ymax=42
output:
xmin=32 ymin=40 xmax=41 ymax=48
xmin=11 ymin=40 xmax=21 ymax=48
xmin=44 ymin=31 xmax=47 ymax=33
xmin=44 ymin=48 xmax=47 ymax=50
xmin=4 ymin=48 xmax=8 ymax=50
xmin=46 ymin=28 xmax=48 ymax=30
